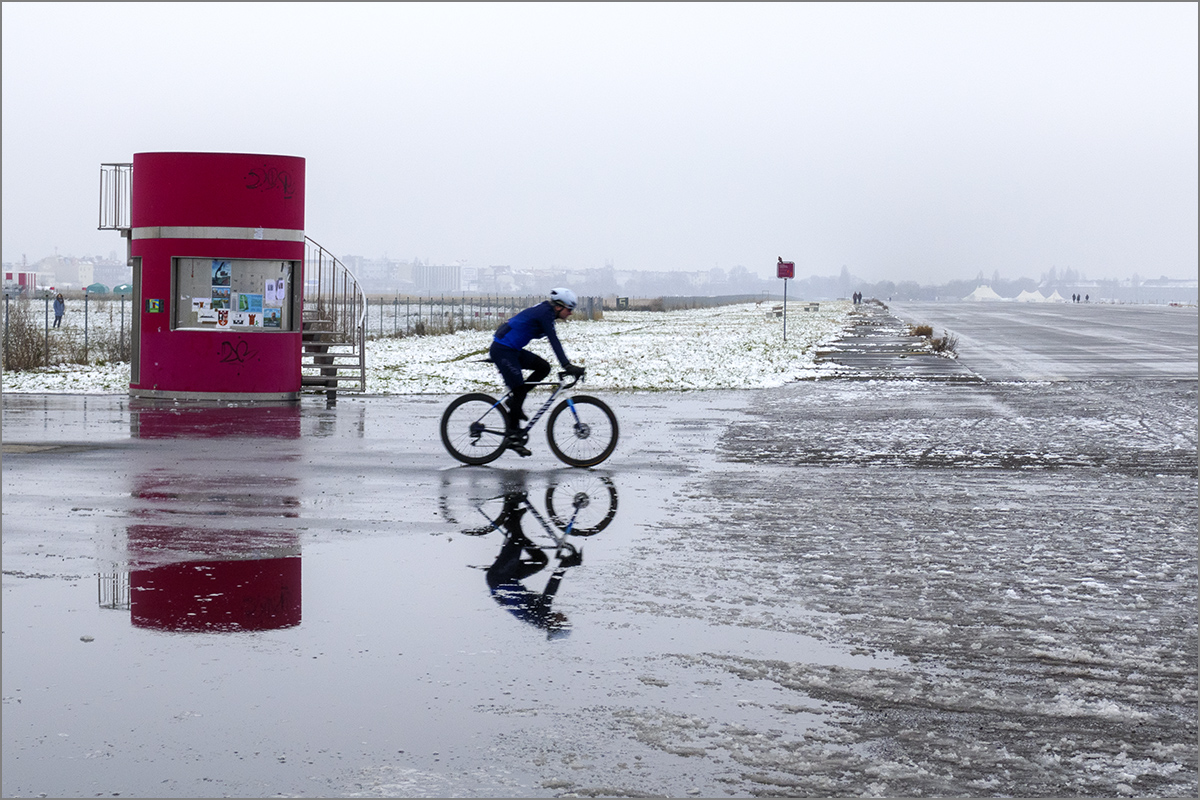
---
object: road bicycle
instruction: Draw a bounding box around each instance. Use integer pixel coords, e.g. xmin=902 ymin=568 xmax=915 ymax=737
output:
xmin=440 ymin=370 xmax=619 ymax=467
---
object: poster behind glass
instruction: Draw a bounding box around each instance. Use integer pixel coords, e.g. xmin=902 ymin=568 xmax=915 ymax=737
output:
xmin=174 ymin=258 xmax=297 ymax=331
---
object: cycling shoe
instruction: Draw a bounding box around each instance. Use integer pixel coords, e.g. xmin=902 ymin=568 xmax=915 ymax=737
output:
xmin=505 ymin=434 xmax=532 ymax=457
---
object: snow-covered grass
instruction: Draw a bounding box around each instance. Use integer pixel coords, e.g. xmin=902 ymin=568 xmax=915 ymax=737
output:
xmin=2 ymin=361 xmax=134 ymax=394
xmin=2 ymin=301 xmax=853 ymax=395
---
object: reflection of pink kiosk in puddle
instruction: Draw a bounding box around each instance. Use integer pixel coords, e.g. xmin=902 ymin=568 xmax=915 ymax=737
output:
xmin=126 ymin=152 xmax=305 ymax=400
xmin=100 ymin=403 xmax=303 ymax=632
xmin=129 ymin=549 xmax=301 ymax=633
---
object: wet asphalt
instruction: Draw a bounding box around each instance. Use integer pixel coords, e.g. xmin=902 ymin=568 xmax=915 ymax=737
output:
xmin=2 ymin=302 xmax=1196 ymax=798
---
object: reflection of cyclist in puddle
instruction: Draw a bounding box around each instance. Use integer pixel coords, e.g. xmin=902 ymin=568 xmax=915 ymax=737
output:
xmin=485 ymin=491 xmax=581 ymax=640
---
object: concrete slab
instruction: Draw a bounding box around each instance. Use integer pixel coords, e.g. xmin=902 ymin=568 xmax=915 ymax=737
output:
xmin=890 ymin=300 xmax=1198 ymax=381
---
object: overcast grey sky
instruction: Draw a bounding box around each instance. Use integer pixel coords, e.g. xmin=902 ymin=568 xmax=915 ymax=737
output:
xmin=3 ymin=2 xmax=1196 ymax=283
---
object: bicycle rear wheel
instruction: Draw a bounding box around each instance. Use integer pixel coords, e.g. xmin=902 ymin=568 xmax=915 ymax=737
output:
xmin=440 ymin=393 xmax=511 ymax=465
xmin=546 ymin=395 xmax=618 ymax=467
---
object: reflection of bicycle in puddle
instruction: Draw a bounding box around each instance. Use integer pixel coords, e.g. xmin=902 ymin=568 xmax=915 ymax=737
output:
xmin=440 ymin=470 xmax=618 ymax=638
xmin=440 ymin=469 xmax=618 ymax=537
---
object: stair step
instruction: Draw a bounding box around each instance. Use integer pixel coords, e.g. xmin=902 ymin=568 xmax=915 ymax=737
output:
xmin=301 ymin=375 xmax=362 ymax=385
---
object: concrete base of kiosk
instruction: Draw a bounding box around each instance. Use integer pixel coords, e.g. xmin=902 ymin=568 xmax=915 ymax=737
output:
xmin=129 ymin=388 xmax=300 ymax=402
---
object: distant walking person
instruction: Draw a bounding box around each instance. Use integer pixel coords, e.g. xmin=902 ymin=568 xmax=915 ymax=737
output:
xmin=52 ymin=293 xmax=65 ymax=328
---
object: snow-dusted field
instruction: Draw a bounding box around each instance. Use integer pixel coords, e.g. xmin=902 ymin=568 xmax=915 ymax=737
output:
xmin=1 ymin=301 xmax=853 ymax=395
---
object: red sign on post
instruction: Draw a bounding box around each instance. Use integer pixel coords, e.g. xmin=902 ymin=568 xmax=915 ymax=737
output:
xmin=777 ymin=259 xmax=795 ymax=279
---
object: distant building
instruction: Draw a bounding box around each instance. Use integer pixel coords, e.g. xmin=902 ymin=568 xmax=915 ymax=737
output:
xmin=34 ymin=255 xmax=92 ymax=288
xmin=3 ymin=269 xmax=39 ymax=294
xmin=414 ymin=263 xmax=462 ymax=293
xmin=93 ymin=258 xmax=131 ymax=288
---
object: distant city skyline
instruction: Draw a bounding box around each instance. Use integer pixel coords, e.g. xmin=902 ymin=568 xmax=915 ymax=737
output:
xmin=6 ymin=246 xmax=1194 ymax=306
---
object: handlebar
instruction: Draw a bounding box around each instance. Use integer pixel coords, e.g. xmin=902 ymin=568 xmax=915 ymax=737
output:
xmin=557 ymin=368 xmax=585 ymax=389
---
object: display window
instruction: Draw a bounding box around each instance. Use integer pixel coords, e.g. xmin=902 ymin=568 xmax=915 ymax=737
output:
xmin=173 ymin=258 xmax=298 ymax=331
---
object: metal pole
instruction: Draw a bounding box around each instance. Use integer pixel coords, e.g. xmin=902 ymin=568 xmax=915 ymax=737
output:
xmin=4 ymin=294 xmax=9 ymax=368
xmin=84 ymin=292 xmax=89 ymax=363
xmin=120 ymin=295 xmax=125 ymax=360
xmin=44 ymin=293 xmax=50 ymax=365
xmin=783 ymin=278 xmax=788 ymax=343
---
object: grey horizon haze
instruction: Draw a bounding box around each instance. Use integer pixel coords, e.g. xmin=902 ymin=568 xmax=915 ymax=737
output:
xmin=2 ymin=2 xmax=1196 ymax=285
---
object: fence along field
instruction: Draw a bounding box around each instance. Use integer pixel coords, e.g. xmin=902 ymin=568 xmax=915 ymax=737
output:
xmin=2 ymin=293 xmax=132 ymax=371
xmin=3 ymin=289 xmax=773 ymax=373
xmin=1 ymin=293 xmax=602 ymax=372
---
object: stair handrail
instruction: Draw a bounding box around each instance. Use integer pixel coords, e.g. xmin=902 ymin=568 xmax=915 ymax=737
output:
xmin=303 ymin=236 xmax=367 ymax=391
xmin=98 ymin=163 xmax=133 ymax=231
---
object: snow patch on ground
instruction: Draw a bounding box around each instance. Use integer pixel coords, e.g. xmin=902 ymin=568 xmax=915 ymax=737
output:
xmin=2 ymin=302 xmax=853 ymax=395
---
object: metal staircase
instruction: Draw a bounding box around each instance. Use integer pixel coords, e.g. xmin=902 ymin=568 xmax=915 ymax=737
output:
xmin=302 ymin=238 xmax=366 ymax=400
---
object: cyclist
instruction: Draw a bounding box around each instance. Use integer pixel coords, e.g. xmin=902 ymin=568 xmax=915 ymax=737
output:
xmin=490 ymin=288 xmax=586 ymax=456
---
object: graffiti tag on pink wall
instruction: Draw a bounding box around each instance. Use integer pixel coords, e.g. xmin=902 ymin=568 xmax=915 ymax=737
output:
xmin=244 ymin=165 xmax=296 ymax=199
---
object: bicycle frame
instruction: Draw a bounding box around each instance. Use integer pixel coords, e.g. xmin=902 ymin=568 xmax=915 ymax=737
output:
xmin=471 ymin=491 xmax=581 ymax=560
xmin=492 ymin=372 xmax=582 ymax=437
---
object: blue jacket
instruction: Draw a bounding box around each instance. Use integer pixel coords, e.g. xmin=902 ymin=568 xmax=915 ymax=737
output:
xmin=492 ymin=301 xmax=569 ymax=366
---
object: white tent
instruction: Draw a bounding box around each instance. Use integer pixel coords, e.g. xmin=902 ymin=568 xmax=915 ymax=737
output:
xmin=1044 ymin=290 xmax=1068 ymax=303
xmin=1014 ymin=289 xmax=1046 ymax=302
xmin=963 ymin=284 xmax=1006 ymax=301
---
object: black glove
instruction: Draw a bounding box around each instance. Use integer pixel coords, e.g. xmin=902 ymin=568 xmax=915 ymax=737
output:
xmin=564 ymin=364 xmax=585 ymax=378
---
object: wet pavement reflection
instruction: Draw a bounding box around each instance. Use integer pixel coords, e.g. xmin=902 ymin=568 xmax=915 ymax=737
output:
xmin=4 ymin=360 xmax=1196 ymax=798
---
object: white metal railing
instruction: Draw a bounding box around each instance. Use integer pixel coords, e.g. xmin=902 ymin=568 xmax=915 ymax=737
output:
xmin=98 ymin=163 xmax=132 ymax=231
xmin=303 ymin=237 xmax=367 ymax=391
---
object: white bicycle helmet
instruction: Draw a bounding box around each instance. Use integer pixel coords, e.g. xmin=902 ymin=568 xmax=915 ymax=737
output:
xmin=549 ymin=287 xmax=578 ymax=310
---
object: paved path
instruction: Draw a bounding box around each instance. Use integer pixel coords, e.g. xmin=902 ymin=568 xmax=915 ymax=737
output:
xmin=815 ymin=302 xmax=979 ymax=380
xmin=889 ymin=301 xmax=1197 ymax=381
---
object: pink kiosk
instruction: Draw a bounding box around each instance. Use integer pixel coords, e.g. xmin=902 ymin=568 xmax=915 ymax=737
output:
xmin=128 ymin=152 xmax=304 ymax=400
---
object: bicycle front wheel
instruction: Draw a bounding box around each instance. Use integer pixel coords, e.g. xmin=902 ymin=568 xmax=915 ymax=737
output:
xmin=440 ymin=393 xmax=511 ymax=465
xmin=545 ymin=473 xmax=618 ymax=536
xmin=546 ymin=396 xmax=618 ymax=467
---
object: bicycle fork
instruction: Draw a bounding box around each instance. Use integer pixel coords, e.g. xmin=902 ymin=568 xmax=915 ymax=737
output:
xmin=525 ymin=499 xmax=580 ymax=560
